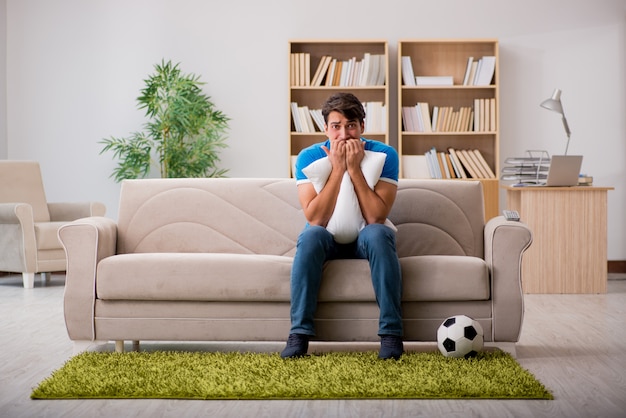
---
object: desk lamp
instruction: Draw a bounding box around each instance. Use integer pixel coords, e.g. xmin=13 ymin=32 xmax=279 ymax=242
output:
xmin=540 ymin=88 xmax=571 ymax=155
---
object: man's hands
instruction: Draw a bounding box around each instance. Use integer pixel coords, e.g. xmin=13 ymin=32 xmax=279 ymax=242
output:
xmin=322 ymin=138 xmax=365 ymax=175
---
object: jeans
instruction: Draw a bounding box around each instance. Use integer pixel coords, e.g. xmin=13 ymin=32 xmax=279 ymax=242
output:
xmin=289 ymin=223 xmax=403 ymax=337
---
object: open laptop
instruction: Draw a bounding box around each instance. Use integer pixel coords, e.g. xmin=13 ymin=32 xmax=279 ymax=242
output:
xmin=542 ymin=155 xmax=583 ymax=186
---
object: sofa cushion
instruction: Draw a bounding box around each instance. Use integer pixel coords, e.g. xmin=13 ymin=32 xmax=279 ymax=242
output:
xmin=400 ymin=255 xmax=490 ymax=301
xmin=34 ymin=221 xmax=65 ymax=250
xmin=96 ymin=253 xmax=293 ymax=302
xmin=321 ymin=256 xmax=489 ymax=302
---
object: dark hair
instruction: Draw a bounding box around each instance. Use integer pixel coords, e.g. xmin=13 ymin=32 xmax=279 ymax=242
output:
xmin=321 ymin=92 xmax=366 ymax=124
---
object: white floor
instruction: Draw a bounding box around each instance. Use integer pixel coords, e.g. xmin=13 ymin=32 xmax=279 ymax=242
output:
xmin=1 ymin=273 xmax=625 ymax=418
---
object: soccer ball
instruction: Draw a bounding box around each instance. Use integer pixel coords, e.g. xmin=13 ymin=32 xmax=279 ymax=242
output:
xmin=437 ymin=315 xmax=484 ymax=358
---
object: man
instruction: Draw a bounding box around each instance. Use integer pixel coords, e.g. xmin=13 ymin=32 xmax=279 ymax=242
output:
xmin=281 ymin=92 xmax=403 ymax=360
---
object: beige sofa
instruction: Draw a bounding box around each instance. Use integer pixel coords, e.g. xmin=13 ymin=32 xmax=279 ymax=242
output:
xmin=59 ymin=178 xmax=532 ymax=353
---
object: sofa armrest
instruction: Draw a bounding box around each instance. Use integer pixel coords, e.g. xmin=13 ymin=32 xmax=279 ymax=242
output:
xmin=58 ymin=216 xmax=117 ymax=341
xmin=484 ymin=216 xmax=533 ymax=342
xmin=0 ymin=203 xmax=37 ymax=272
xmin=48 ymin=202 xmax=106 ymax=221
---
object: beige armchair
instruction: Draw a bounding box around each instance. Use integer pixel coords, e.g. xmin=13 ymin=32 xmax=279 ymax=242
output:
xmin=0 ymin=160 xmax=106 ymax=288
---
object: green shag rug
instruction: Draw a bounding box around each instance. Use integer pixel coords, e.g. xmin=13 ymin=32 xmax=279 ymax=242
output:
xmin=31 ymin=350 xmax=552 ymax=400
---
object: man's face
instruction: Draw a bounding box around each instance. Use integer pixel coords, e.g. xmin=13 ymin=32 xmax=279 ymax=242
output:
xmin=324 ymin=111 xmax=364 ymax=142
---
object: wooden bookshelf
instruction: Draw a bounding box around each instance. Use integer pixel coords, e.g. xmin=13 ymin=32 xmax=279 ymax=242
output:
xmin=398 ymin=39 xmax=500 ymax=219
xmin=288 ymin=40 xmax=389 ymax=176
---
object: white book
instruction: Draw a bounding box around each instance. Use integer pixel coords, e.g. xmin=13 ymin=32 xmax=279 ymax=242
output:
xmin=474 ymin=56 xmax=496 ymax=86
xmin=291 ymin=102 xmax=302 ymax=132
xmin=415 ymin=76 xmax=453 ymax=86
xmin=462 ymin=57 xmax=474 ymax=86
xmin=418 ymin=102 xmax=432 ymax=132
xmin=402 ymin=155 xmax=431 ymax=179
xmin=401 ymin=56 xmax=416 ymax=86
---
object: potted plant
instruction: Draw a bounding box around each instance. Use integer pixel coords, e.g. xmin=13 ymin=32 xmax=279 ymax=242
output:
xmin=101 ymin=59 xmax=229 ymax=181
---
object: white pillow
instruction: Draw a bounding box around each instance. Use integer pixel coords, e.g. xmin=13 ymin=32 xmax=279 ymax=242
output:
xmin=302 ymin=150 xmax=387 ymax=244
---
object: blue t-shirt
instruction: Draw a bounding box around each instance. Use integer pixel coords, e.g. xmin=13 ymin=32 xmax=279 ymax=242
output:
xmin=295 ymin=138 xmax=399 ymax=185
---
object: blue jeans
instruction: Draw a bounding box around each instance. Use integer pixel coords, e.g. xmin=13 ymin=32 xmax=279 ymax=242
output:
xmin=289 ymin=223 xmax=403 ymax=337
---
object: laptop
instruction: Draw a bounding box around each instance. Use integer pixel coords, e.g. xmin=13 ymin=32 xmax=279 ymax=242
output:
xmin=543 ymin=155 xmax=583 ymax=186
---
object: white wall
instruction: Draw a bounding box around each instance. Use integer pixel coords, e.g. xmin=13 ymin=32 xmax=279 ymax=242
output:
xmin=0 ymin=0 xmax=6 ymax=159
xmin=4 ymin=0 xmax=625 ymax=259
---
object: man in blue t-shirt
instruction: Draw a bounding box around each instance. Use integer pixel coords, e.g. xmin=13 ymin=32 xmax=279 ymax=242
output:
xmin=281 ymin=92 xmax=403 ymax=360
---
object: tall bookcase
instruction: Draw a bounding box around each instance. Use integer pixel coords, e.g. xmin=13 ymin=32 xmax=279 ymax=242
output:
xmin=288 ymin=40 xmax=389 ymax=176
xmin=398 ymin=39 xmax=500 ymax=219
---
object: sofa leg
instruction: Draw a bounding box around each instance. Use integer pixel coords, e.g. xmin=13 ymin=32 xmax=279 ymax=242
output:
xmin=115 ymin=340 xmax=125 ymax=353
xmin=41 ymin=272 xmax=51 ymax=283
xmin=132 ymin=341 xmax=140 ymax=352
xmin=22 ymin=272 xmax=35 ymax=289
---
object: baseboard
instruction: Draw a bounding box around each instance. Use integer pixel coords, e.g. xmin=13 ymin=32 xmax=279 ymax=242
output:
xmin=608 ymin=261 xmax=626 ymax=274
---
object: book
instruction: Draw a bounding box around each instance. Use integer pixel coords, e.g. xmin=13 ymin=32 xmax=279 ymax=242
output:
xmin=415 ymin=76 xmax=453 ymax=86
xmin=462 ymin=57 xmax=474 ymax=85
xmin=474 ymin=56 xmax=496 ymax=86
xmin=466 ymin=61 xmax=478 ymax=86
xmin=472 ymin=149 xmax=496 ymax=178
xmin=447 ymin=148 xmax=467 ymax=179
xmin=311 ymin=55 xmax=332 ymax=87
xmin=291 ymin=102 xmax=302 ymax=132
xmin=456 ymin=150 xmax=480 ymax=178
xmin=417 ymin=102 xmax=432 ymax=132
xmin=425 ymin=148 xmax=442 ymax=178
xmin=325 ymin=59 xmax=337 ymax=86
xmin=431 ymin=106 xmax=439 ymax=132
xmin=401 ymin=56 xmax=416 ymax=86
xmin=466 ymin=150 xmax=488 ymax=178
xmin=402 ymin=155 xmax=431 ymax=179
xmin=439 ymin=152 xmax=451 ymax=178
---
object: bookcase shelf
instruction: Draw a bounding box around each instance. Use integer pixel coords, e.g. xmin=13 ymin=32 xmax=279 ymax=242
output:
xmin=398 ymin=39 xmax=500 ymax=219
xmin=288 ymin=40 xmax=389 ymax=175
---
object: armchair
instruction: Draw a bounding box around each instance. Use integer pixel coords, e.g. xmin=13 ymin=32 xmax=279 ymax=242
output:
xmin=0 ymin=160 xmax=106 ymax=288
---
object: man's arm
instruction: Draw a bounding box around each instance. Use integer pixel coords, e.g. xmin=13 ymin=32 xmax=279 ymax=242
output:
xmin=297 ymin=168 xmax=343 ymax=227
xmin=352 ymin=174 xmax=397 ymax=225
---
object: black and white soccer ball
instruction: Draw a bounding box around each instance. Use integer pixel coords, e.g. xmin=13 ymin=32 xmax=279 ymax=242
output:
xmin=437 ymin=314 xmax=484 ymax=358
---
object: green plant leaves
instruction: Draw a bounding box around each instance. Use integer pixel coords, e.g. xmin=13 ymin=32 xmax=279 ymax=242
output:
xmin=101 ymin=59 xmax=229 ymax=181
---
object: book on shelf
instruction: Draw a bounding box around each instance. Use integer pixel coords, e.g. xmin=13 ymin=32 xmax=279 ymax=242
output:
xmin=291 ymin=102 xmax=319 ymax=133
xmin=292 ymin=101 xmax=385 ymax=134
xmin=405 ymin=100 xmax=491 ymax=133
xmin=401 ymin=103 xmax=432 ymax=132
xmin=363 ymin=101 xmax=386 ymax=133
xmin=473 ymin=98 xmax=496 ymax=132
xmin=422 ymin=147 xmax=494 ymax=180
xmin=461 ymin=55 xmax=496 ymax=86
xmin=317 ymin=53 xmax=385 ymax=87
xmin=401 ymin=155 xmax=430 ymax=179
xmin=473 ymin=56 xmax=496 ymax=86
xmin=310 ymin=55 xmax=332 ymax=87
xmin=462 ymin=57 xmax=474 ymax=86
xmin=447 ymin=148 xmax=467 ymax=179
xmin=401 ymin=56 xmax=416 ymax=86
xmin=415 ymin=76 xmax=454 ymax=86
xmin=290 ymin=53 xmax=312 ymax=86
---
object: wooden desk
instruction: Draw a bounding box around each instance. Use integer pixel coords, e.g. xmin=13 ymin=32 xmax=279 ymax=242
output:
xmin=503 ymin=186 xmax=613 ymax=294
